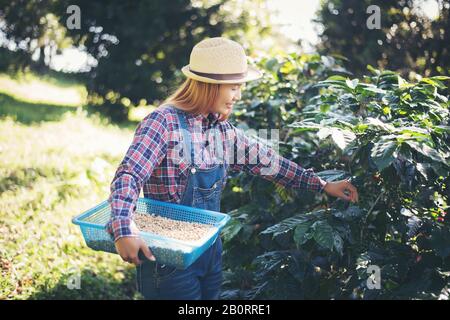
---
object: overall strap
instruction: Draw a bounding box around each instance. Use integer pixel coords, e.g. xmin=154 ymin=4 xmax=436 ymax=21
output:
xmin=175 ymin=109 xmax=196 ymax=167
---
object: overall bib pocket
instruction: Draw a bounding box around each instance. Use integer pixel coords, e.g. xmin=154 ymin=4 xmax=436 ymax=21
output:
xmin=193 ymin=178 xmax=223 ymax=209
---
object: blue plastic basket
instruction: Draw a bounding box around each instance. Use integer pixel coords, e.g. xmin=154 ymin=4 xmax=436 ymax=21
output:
xmin=72 ymin=197 xmax=230 ymax=270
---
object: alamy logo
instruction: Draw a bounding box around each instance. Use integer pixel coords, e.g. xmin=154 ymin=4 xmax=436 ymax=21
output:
xmin=66 ymin=5 xmax=81 ymax=30
xmin=366 ymin=265 xmax=381 ymax=290
xmin=166 ymin=127 xmax=281 ymax=176
xmin=366 ymin=5 xmax=381 ymax=30
xmin=66 ymin=268 xmax=81 ymax=290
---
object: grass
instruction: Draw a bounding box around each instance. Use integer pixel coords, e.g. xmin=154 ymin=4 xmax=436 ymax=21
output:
xmin=0 ymin=71 xmax=149 ymax=299
xmin=0 ymin=70 xmax=85 ymax=125
xmin=0 ymin=72 xmax=87 ymax=107
xmin=0 ymin=93 xmax=79 ymax=124
xmin=0 ymin=70 xmax=153 ymax=126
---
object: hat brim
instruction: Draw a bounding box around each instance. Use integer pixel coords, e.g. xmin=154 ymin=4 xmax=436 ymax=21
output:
xmin=181 ymin=65 xmax=262 ymax=84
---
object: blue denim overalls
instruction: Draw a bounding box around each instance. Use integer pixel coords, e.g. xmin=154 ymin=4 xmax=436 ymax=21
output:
xmin=136 ymin=108 xmax=227 ymax=300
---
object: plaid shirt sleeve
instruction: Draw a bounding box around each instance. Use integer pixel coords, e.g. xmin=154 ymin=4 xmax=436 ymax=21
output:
xmin=106 ymin=110 xmax=169 ymax=242
xmin=228 ymin=124 xmax=328 ymax=193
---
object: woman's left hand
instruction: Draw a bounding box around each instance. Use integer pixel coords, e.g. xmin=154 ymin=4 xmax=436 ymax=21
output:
xmin=323 ymin=179 xmax=359 ymax=203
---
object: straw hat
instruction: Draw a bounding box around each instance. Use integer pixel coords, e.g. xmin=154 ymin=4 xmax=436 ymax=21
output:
xmin=181 ymin=37 xmax=262 ymax=84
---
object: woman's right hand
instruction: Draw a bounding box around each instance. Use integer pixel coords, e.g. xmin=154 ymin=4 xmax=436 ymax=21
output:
xmin=115 ymin=236 xmax=156 ymax=265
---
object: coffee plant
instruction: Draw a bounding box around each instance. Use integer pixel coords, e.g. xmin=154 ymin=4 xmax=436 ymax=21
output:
xmin=220 ymin=53 xmax=450 ymax=300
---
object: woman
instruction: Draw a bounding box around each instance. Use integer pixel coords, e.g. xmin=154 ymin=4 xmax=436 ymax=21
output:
xmin=107 ymin=37 xmax=358 ymax=300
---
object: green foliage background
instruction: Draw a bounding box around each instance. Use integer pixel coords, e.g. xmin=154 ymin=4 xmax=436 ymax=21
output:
xmin=220 ymin=54 xmax=449 ymax=299
xmin=0 ymin=0 xmax=449 ymax=299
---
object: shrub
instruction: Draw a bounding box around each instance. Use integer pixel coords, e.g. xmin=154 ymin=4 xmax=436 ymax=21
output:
xmin=221 ymin=53 xmax=450 ymax=300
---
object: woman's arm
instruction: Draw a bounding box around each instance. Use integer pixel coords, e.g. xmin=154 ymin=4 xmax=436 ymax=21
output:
xmin=107 ymin=110 xmax=169 ymax=242
xmin=228 ymin=124 xmax=358 ymax=202
xmin=228 ymin=123 xmax=326 ymax=192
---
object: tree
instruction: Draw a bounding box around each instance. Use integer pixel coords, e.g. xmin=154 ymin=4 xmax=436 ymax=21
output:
xmin=0 ymin=0 xmax=279 ymax=122
xmin=315 ymin=0 xmax=450 ymax=78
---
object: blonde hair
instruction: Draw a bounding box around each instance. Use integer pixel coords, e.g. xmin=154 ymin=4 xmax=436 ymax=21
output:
xmin=160 ymin=78 xmax=228 ymax=122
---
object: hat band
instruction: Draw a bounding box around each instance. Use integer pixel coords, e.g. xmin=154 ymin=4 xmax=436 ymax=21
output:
xmin=189 ymin=68 xmax=247 ymax=80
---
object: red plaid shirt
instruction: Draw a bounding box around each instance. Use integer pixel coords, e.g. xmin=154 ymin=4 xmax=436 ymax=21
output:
xmin=107 ymin=105 xmax=327 ymax=241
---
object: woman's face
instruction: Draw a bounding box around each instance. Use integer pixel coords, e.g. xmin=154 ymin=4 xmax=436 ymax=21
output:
xmin=210 ymin=83 xmax=243 ymax=118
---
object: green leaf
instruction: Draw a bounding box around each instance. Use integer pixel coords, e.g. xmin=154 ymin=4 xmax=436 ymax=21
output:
xmin=280 ymin=60 xmax=295 ymax=74
xmin=320 ymin=103 xmax=331 ymax=113
xmin=288 ymin=121 xmax=322 ymax=131
xmin=361 ymin=86 xmax=386 ymax=94
xmin=312 ymin=220 xmax=334 ymax=250
xmin=260 ymin=214 xmax=310 ymax=237
xmin=434 ymin=126 xmax=450 ymax=134
xmin=367 ymin=64 xmax=379 ymax=74
xmin=316 ymin=170 xmax=349 ymax=182
xmin=314 ymin=80 xmax=352 ymax=92
xmin=293 ymin=220 xmax=314 ymax=246
xmin=317 ymin=127 xmax=332 ymax=140
xmin=240 ymin=225 xmax=256 ymax=242
xmin=430 ymin=76 xmax=450 ymax=81
xmin=415 ymin=162 xmax=431 ymax=179
xmin=222 ymin=218 xmax=243 ymax=242
xmin=253 ymin=251 xmax=286 ymax=278
xmin=405 ymin=140 xmax=448 ymax=166
xmin=431 ymin=163 xmax=449 ymax=176
xmin=327 ymin=75 xmax=347 ymax=81
xmin=366 ymin=117 xmax=395 ymax=132
xmin=265 ymin=58 xmax=279 ymax=71
xmin=332 ymin=206 xmax=364 ymax=221
xmin=370 ymin=139 xmax=399 ymax=171
xmin=346 ymin=78 xmax=359 ymax=90
xmin=436 ymin=92 xmax=448 ymax=102
xmin=397 ymin=126 xmax=429 ymax=136
xmin=420 ymin=78 xmax=445 ymax=89
xmin=398 ymin=75 xmax=414 ymax=89
xmin=331 ymin=128 xmax=356 ymax=150
xmin=356 ymin=123 xmax=369 ymax=132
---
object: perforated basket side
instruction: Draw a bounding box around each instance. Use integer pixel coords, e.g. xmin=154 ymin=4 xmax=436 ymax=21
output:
xmin=72 ymin=198 xmax=231 ymax=269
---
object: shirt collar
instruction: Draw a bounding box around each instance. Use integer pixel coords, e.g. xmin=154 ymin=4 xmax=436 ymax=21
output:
xmin=206 ymin=112 xmax=220 ymax=126
xmin=185 ymin=111 xmax=220 ymax=127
